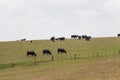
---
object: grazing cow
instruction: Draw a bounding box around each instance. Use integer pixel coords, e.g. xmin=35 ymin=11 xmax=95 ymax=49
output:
xmin=85 ymin=36 xmax=91 ymax=41
xmin=78 ymin=36 xmax=81 ymax=39
xmin=21 ymin=38 xmax=26 ymax=41
xmin=27 ymin=51 xmax=37 ymax=57
xmin=118 ymin=34 xmax=120 ymax=37
xmin=56 ymin=37 xmax=65 ymax=41
xmin=50 ymin=36 xmax=55 ymax=42
xmin=58 ymin=48 xmax=67 ymax=54
xmin=43 ymin=49 xmax=52 ymax=55
xmin=82 ymin=35 xmax=87 ymax=39
xmin=71 ymin=35 xmax=78 ymax=39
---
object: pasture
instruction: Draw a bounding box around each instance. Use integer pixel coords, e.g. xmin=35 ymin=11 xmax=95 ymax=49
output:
xmin=0 ymin=37 xmax=120 ymax=80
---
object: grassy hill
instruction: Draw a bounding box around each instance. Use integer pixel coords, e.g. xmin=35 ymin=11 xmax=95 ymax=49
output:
xmin=0 ymin=37 xmax=120 ymax=80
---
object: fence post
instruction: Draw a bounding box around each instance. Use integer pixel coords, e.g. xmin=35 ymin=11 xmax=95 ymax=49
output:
xmin=97 ymin=52 xmax=99 ymax=57
xmin=12 ymin=63 xmax=15 ymax=68
xmin=75 ymin=54 xmax=77 ymax=59
xmin=52 ymin=55 xmax=54 ymax=61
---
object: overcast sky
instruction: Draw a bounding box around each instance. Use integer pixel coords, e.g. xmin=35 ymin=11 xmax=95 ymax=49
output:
xmin=0 ymin=0 xmax=120 ymax=41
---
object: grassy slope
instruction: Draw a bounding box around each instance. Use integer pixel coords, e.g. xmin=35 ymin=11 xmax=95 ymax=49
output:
xmin=0 ymin=37 xmax=120 ymax=80
xmin=0 ymin=37 xmax=120 ymax=63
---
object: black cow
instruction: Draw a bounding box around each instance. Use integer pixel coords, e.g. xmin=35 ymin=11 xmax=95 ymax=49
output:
xmin=43 ymin=49 xmax=52 ymax=55
xmin=82 ymin=35 xmax=87 ymax=39
xmin=58 ymin=48 xmax=67 ymax=54
xmin=56 ymin=37 xmax=65 ymax=41
xmin=78 ymin=36 xmax=81 ymax=39
xmin=118 ymin=34 xmax=120 ymax=37
xmin=27 ymin=51 xmax=37 ymax=57
xmin=85 ymin=36 xmax=91 ymax=41
xmin=71 ymin=35 xmax=78 ymax=39
xmin=21 ymin=38 xmax=26 ymax=41
xmin=50 ymin=36 xmax=55 ymax=42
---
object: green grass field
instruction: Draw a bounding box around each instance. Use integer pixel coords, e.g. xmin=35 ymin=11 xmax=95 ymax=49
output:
xmin=0 ymin=37 xmax=120 ymax=80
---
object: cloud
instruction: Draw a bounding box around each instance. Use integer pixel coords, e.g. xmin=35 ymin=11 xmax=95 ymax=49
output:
xmin=0 ymin=0 xmax=120 ymax=41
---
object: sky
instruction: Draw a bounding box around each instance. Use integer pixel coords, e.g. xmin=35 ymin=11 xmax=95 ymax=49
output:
xmin=0 ymin=0 xmax=120 ymax=41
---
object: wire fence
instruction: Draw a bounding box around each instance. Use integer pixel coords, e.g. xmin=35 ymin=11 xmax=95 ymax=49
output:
xmin=0 ymin=50 xmax=120 ymax=69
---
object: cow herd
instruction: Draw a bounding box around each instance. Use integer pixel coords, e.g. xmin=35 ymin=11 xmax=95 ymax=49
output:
xmin=50 ymin=35 xmax=92 ymax=42
xmin=71 ymin=35 xmax=92 ymax=41
xmin=27 ymin=48 xmax=67 ymax=57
